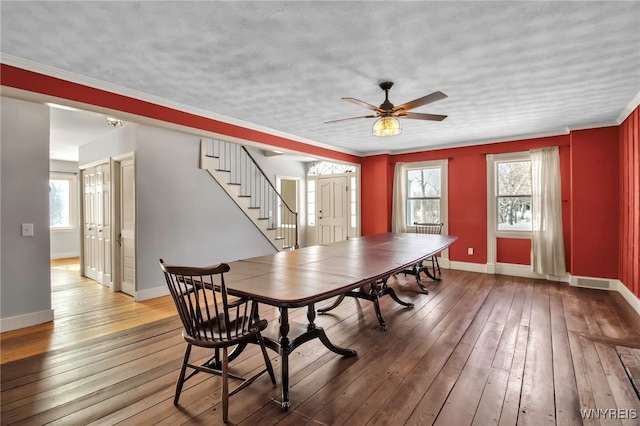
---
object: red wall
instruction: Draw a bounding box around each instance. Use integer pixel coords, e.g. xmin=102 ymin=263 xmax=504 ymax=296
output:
xmin=360 ymin=155 xmax=390 ymax=235
xmin=497 ymin=238 xmax=531 ymax=265
xmin=619 ymin=107 xmax=639 ymax=298
xmin=570 ymin=127 xmax=620 ymax=279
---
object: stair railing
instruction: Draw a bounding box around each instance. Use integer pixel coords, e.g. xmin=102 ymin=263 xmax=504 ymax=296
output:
xmin=206 ymin=139 xmax=299 ymax=250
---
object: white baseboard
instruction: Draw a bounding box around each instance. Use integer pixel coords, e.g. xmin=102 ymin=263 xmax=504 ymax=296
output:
xmin=0 ymin=309 xmax=54 ymax=332
xmin=134 ymin=285 xmax=170 ymax=302
xmin=449 ymin=260 xmax=488 ymax=274
xmin=449 ymin=261 xmax=639 ymax=316
xmin=615 ymin=280 xmax=640 ymax=317
xmin=50 ymin=252 xmax=80 ymax=260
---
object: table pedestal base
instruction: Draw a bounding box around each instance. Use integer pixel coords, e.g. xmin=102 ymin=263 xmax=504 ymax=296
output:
xmin=262 ymin=305 xmax=357 ymax=409
xmin=318 ymin=277 xmax=414 ymax=331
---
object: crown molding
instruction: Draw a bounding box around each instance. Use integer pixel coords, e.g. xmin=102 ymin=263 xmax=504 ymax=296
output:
xmin=617 ymin=91 xmax=640 ymax=124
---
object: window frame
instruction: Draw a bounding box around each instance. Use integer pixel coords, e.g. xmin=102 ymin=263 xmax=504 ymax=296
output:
xmin=49 ymin=172 xmax=78 ymax=232
xmin=403 ymin=160 xmax=448 ymax=232
xmin=489 ymin=152 xmax=532 ymax=240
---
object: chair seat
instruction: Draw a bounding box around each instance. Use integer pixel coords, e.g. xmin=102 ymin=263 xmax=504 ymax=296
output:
xmin=183 ymin=317 xmax=269 ymax=348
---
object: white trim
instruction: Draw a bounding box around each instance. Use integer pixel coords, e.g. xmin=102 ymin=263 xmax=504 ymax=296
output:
xmin=449 ymin=262 xmax=640 ymax=316
xmin=134 ymin=285 xmax=170 ymax=302
xmin=616 ymin=280 xmax=640 ymax=317
xmin=449 ymin=260 xmax=488 ymax=274
xmin=495 ymin=263 xmax=570 ymax=283
xmin=404 ymin=159 xmax=448 ymax=232
xmin=50 ymin=251 xmax=81 ymax=260
xmin=0 ymin=309 xmax=54 ymax=332
xmin=616 ymin=91 xmax=640 ymax=124
xmin=486 ymin=154 xmax=497 ymax=270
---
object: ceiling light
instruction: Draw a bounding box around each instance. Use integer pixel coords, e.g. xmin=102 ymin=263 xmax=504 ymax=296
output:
xmin=372 ymin=115 xmax=402 ymax=137
xmin=106 ymin=117 xmax=123 ymax=127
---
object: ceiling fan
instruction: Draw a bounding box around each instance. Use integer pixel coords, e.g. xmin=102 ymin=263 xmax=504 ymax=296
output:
xmin=325 ymin=81 xmax=447 ymax=136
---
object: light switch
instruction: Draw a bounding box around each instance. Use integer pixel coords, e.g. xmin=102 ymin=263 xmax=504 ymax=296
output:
xmin=21 ymin=223 xmax=34 ymax=237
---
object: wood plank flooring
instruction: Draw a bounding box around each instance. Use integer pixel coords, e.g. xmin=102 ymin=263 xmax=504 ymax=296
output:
xmin=2 ymin=259 xmax=640 ymax=425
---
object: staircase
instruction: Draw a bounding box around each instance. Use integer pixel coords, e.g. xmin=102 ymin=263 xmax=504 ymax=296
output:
xmin=200 ymin=138 xmax=299 ymax=251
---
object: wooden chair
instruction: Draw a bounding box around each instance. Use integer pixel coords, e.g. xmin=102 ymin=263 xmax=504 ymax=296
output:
xmin=401 ymin=222 xmax=444 ymax=293
xmin=415 ymin=222 xmax=444 ymax=277
xmin=159 ymin=259 xmax=276 ymax=424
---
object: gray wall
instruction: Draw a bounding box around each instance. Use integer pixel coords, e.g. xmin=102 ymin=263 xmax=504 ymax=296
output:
xmin=49 ymin=159 xmax=80 ymax=259
xmin=0 ymin=98 xmax=309 ymax=328
xmin=1 ymin=97 xmax=52 ymax=328
xmin=135 ymin=125 xmax=278 ymax=294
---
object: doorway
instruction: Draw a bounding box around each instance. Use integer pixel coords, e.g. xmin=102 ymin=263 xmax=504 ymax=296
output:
xmin=80 ymin=155 xmax=136 ymax=297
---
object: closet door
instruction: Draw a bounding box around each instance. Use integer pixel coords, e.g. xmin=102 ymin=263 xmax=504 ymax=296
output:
xmin=82 ymin=167 xmax=98 ymax=281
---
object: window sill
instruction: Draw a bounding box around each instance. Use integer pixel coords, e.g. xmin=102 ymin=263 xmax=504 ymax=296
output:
xmin=496 ymin=231 xmax=532 ymax=240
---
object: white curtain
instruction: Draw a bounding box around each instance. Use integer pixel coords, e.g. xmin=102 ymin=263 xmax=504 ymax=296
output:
xmin=530 ymin=147 xmax=566 ymax=276
xmin=391 ymin=162 xmax=406 ymax=233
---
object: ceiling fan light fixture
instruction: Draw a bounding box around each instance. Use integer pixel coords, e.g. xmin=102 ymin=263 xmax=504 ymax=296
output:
xmin=372 ymin=115 xmax=402 ymax=137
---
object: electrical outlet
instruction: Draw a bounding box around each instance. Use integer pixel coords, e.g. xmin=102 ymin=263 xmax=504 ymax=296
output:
xmin=467 ymin=247 xmax=474 ymax=255
xmin=21 ymin=223 xmax=34 ymax=237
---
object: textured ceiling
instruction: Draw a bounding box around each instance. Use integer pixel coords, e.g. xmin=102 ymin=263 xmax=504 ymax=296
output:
xmin=1 ymin=1 xmax=639 ymax=158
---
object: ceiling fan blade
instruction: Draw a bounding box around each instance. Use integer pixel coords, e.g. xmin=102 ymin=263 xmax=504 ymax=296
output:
xmin=404 ymin=112 xmax=448 ymax=121
xmin=342 ymin=98 xmax=383 ymax=112
xmin=324 ymin=115 xmax=377 ymax=124
xmin=393 ymin=91 xmax=447 ymax=112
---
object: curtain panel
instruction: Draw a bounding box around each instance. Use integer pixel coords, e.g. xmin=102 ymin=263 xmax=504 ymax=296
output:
xmin=391 ymin=162 xmax=406 ymax=233
xmin=530 ymin=147 xmax=566 ymax=276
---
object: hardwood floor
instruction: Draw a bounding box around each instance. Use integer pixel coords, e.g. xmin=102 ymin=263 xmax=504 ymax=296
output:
xmin=1 ymin=260 xmax=639 ymax=425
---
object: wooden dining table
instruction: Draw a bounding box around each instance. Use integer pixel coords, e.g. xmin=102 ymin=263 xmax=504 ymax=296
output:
xmin=222 ymin=232 xmax=457 ymax=409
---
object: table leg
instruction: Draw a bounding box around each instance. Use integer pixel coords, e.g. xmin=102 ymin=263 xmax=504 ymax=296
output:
xmin=278 ymin=307 xmax=291 ymax=410
xmin=308 ymin=304 xmax=357 ymax=357
xmin=317 ymin=294 xmax=346 ymax=313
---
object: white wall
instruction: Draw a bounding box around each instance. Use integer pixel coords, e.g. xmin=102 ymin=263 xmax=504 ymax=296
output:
xmin=1 ymin=97 xmax=53 ymax=331
xmin=49 ymin=159 xmax=80 ymax=259
xmin=79 ymin=123 xmax=137 ymax=166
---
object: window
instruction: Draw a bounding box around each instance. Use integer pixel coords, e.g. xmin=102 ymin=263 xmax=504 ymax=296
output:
xmin=49 ymin=173 xmax=77 ymax=230
xmin=307 ymin=180 xmax=316 ymax=226
xmin=406 ymin=165 xmax=442 ymax=225
xmin=350 ymin=176 xmax=357 ymax=229
xmin=496 ymin=157 xmax=532 ymax=232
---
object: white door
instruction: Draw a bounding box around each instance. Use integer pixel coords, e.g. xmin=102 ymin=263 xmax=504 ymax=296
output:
xmin=83 ymin=167 xmax=98 ymax=281
xmin=119 ymin=158 xmax=136 ymax=296
xmin=82 ymin=163 xmax=111 ymax=286
xmin=317 ymin=176 xmax=349 ymax=245
xmin=96 ymin=163 xmax=112 ymax=285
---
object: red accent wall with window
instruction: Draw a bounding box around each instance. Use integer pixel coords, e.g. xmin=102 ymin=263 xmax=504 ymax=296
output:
xmin=570 ymin=127 xmax=619 ymax=279
xmin=390 ymin=135 xmax=570 ymax=265
xmin=619 ymin=107 xmax=639 ymax=299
